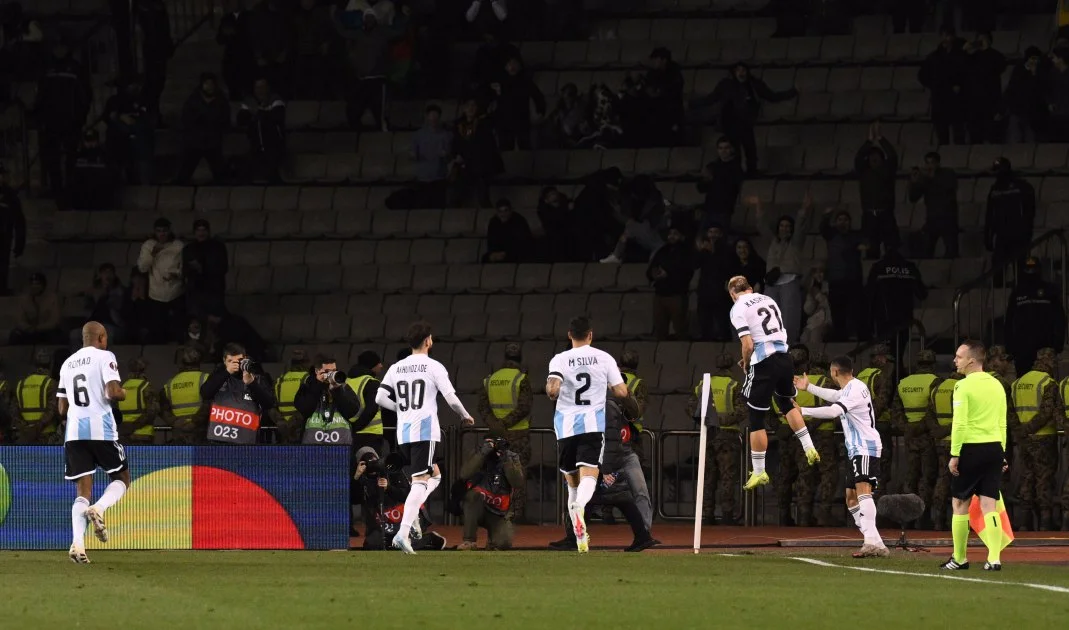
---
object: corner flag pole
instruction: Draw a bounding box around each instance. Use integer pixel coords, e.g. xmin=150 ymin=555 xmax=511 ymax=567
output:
xmin=694 ymin=373 xmax=711 ymax=554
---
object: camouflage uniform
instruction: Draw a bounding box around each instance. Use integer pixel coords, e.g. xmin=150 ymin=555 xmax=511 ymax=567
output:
xmin=11 ymin=350 xmax=60 ymax=445
xmin=118 ymin=357 xmax=161 ymax=446
xmin=687 ymin=353 xmax=743 ymax=523
xmin=477 ymin=352 xmax=533 ymax=521
xmin=926 ymin=371 xmax=963 ymax=530
xmin=772 ymin=346 xmax=819 ymax=526
xmin=859 ymin=345 xmax=896 ymax=493
xmin=1010 ymin=348 xmax=1061 ymax=531
xmin=809 ymin=354 xmax=842 ymax=526
xmin=160 ymin=348 xmax=211 ymax=445
xmin=987 ymin=346 xmax=1017 ymax=508
xmin=889 ymin=350 xmax=940 ymax=525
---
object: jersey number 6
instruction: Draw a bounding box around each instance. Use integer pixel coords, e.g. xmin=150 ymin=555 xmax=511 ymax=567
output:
xmin=757 ymin=305 xmax=784 ymax=335
xmin=72 ymin=374 xmax=90 ymax=407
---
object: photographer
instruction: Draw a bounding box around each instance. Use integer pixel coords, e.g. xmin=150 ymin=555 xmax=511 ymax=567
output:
xmin=353 ymin=447 xmax=446 ymax=551
xmin=294 ymin=353 xmax=362 ymax=445
xmin=455 ymin=437 xmax=524 ymax=550
xmin=200 ymin=342 xmax=275 ymax=444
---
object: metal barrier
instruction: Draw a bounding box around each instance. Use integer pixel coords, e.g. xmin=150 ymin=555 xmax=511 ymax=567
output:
xmin=656 ymin=428 xmax=756 ymax=524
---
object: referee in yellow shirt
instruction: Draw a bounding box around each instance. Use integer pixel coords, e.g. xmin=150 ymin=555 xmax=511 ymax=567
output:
xmin=940 ymin=340 xmax=1008 ymax=571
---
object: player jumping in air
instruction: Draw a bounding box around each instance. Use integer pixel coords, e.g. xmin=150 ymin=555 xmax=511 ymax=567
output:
xmin=727 ymin=276 xmax=820 ymax=491
xmin=546 ymin=316 xmax=638 ymax=553
xmin=376 ymin=322 xmax=474 ymax=554
xmin=59 ymin=321 xmax=129 ymax=564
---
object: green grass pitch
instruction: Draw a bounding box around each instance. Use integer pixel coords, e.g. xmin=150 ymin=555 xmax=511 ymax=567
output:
xmin=4 ymin=550 xmax=1068 ymax=628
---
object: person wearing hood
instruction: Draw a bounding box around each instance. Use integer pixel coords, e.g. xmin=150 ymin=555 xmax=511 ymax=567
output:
xmin=236 ymin=77 xmax=286 ymax=183
xmin=1006 ymin=258 xmax=1067 ymax=377
xmin=333 ymin=1 xmax=408 ymax=132
xmin=176 ymin=73 xmax=231 ymax=184
xmin=692 ymin=62 xmax=798 ymax=173
xmin=1004 ymin=47 xmax=1047 ymax=143
xmin=985 ymin=157 xmax=1036 ymax=272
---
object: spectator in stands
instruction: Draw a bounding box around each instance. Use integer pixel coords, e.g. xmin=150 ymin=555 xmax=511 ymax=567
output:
xmin=891 ymin=0 xmax=926 ymax=33
xmin=855 ymin=122 xmax=899 ymax=259
xmin=36 ymin=39 xmax=91 ymax=196
xmin=647 ymin=225 xmax=694 ymax=340
xmin=386 ymin=104 xmax=453 ymax=210
xmin=753 ymin=193 xmax=811 ymax=343
xmin=466 ymin=0 xmax=508 ymax=24
xmin=546 ymin=83 xmax=591 ymax=148
xmin=1 ymin=2 xmax=44 ymax=82
xmin=68 ymin=129 xmax=119 ymax=211
xmin=183 ymin=219 xmax=229 ymax=319
xmin=1004 ymin=47 xmax=1047 ymax=143
xmin=908 ymin=152 xmax=959 ymax=259
xmin=801 ymin=264 xmax=832 ymax=345
xmin=69 ymin=263 xmax=125 ymax=347
xmin=573 ymin=167 xmax=625 ymax=260
xmin=137 ymin=218 xmax=185 ymax=343
xmin=490 ymin=55 xmax=545 ymax=151
xmin=1006 ymin=257 xmax=1067 ymax=376
xmin=482 ymin=199 xmax=532 ymax=263
xmin=202 ymin=302 xmax=270 ymax=365
xmin=176 ymin=73 xmax=231 ymax=185
xmin=867 ymin=246 xmax=927 ymax=347
xmin=691 ymin=62 xmax=798 ymax=173
xmin=985 ymin=157 xmax=1036 ymax=273
xmin=919 ymin=26 xmax=967 ymax=145
xmin=601 ymin=175 xmax=666 ymax=264
xmin=10 ymin=272 xmax=62 ymax=345
xmin=820 ymin=207 xmax=865 ymax=341
xmin=727 ymin=237 xmax=766 ymax=295
xmin=249 ymin=0 xmax=291 ymax=96
xmin=137 ymin=0 xmax=173 ymax=115
xmin=470 ymin=28 xmax=519 ymax=91
xmin=576 ymin=84 xmax=623 ymax=149
xmin=449 ymin=97 xmax=502 ymax=209
xmin=178 ymin=318 xmax=213 ymax=367
xmin=0 ymin=164 xmax=25 ymax=296
xmin=538 ymin=186 xmax=579 ymax=262
xmin=963 ymin=32 xmax=1005 ymax=144
xmin=333 ymin=1 xmax=408 ymax=132
xmin=237 ymin=78 xmax=286 ymax=183
xmin=291 ymin=0 xmax=335 ymax=99
xmin=103 ymin=76 xmax=155 ymax=185
xmin=122 ymin=271 xmax=154 ymax=345
xmin=217 ymin=0 xmax=256 ymax=100
xmin=697 ymin=136 xmax=745 ymax=231
xmin=694 ymin=223 xmax=733 ymax=341
xmin=1047 ymin=47 xmax=1069 ymax=142
xmin=634 ymin=47 xmax=684 ymax=147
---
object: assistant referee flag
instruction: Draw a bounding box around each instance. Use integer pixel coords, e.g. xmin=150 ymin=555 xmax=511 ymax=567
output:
xmin=950 ymin=371 xmax=1006 ymax=456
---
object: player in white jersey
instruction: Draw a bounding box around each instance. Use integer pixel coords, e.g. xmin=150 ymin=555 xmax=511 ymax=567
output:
xmin=794 ymin=355 xmax=889 ymax=558
xmin=727 ymin=276 xmax=819 ymax=492
xmin=545 ymin=315 xmax=637 ymax=553
xmin=375 ymin=321 xmax=473 ymax=554
xmin=58 ymin=322 xmax=129 ymax=564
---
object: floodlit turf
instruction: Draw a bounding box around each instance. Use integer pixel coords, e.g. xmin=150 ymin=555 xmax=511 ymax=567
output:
xmin=4 ymin=550 xmax=1068 ymax=628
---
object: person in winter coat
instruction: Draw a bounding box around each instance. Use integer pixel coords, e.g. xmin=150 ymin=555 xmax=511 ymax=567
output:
xmin=448 ymin=98 xmax=502 ymax=209
xmin=908 ymin=152 xmax=959 ymax=258
xmin=103 ymin=76 xmax=155 ymax=185
xmin=962 ymin=32 xmax=1005 ymax=144
xmin=647 ymin=226 xmax=695 ymax=340
xmin=333 ymin=1 xmax=408 ymax=131
xmin=0 ymin=165 xmax=26 ymax=296
xmin=854 ymin=122 xmax=899 ymax=259
xmin=696 ymin=137 xmax=745 ymax=231
xmin=985 ymin=157 xmax=1036 ymax=272
xmin=489 ymin=55 xmax=545 ymax=151
xmin=694 ymin=224 xmax=734 ymax=341
xmin=237 ymin=77 xmax=286 ymax=182
xmin=919 ymin=26 xmax=968 ymax=145
xmin=176 ymin=74 xmax=231 ymax=184
xmin=35 ymin=40 xmax=91 ymax=195
xmin=217 ymin=0 xmax=256 ymax=100
xmin=1003 ymin=47 xmax=1047 ymax=143
xmin=1047 ymin=47 xmax=1069 ymax=141
xmin=136 ymin=217 xmax=185 ymax=343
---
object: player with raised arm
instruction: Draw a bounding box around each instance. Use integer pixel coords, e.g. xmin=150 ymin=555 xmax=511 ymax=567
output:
xmin=794 ymin=356 xmax=889 ymax=558
xmin=375 ymin=322 xmax=474 ymax=554
xmin=59 ymin=321 xmax=129 ymax=564
xmin=727 ymin=276 xmax=819 ymax=491
xmin=545 ymin=315 xmax=638 ymax=553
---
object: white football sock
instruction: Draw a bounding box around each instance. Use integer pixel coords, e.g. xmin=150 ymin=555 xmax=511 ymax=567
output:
xmin=848 ymin=505 xmax=861 ymax=530
xmin=397 ymin=481 xmax=428 ymax=539
xmin=575 ymin=476 xmax=597 ymax=509
xmin=92 ymin=480 xmax=127 ymax=514
xmin=567 ymin=484 xmax=577 ymax=506
xmin=858 ymin=494 xmax=881 ymax=546
xmin=794 ymin=427 xmax=815 ymax=452
xmin=751 ymin=451 xmax=766 ymax=475
xmin=71 ymin=497 xmax=89 ymax=545
xmin=426 ymin=474 xmax=441 ymax=497
xmin=465 ymin=0 xmax=481 ymax=22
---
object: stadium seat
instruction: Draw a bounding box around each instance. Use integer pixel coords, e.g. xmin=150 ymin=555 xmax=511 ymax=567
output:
xmin=446 ymin=264 xmax=482 ymax=293
xmin=270 ymin=241 xmax=306 ymax=267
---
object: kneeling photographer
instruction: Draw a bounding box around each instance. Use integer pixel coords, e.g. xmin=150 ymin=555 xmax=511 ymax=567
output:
xmin=549 ymin=398 xmax=658 ymax=552
xmin=201 ymin=343 xmax=276 ymax=444
xmin=453 ymin=437 xmax=524 ymax=550
xmin=294 ymin=354 xmax=364 ymax=445
xmin=354 ymin=447 xmax=446 ymax=551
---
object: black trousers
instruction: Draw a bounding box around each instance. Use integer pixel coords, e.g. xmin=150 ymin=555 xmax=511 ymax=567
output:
xmin=924 ymin=220 xmax=959 ymax=258
xmin=40 ymin=129 xmax=79 ymax=192
xmin=725 ymin=124 xmax=758 ymax=173
xmin=934 ymin=116 xmax=967 ymax=145
xmin=828 ymin=278 xmax=864 ymax=341
xmin=176 ymin=145 xmax=228 ymax=184
xmin=497 ymin=122 xmax=531 ymax=151
xmin=861 ymin=209 xmax=900 ymax=258
xmin=346 ymin=78 xmax=386 ymax=129
xmin=448 ymin=171 xmax=492 ymax=209
xmin=891 ymin=0 xmax=926 ymax=33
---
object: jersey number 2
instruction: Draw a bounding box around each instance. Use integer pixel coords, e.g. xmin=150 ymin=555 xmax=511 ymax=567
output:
xmin=757 ymin=305 xmax=784 ymax=335
xmin=397 ymin=379 xmax=425 ymax=412
xmin=574 ymin=373 xmax=591 ymax=405
xmin=72 ymin=374 xmax=90 ymax=407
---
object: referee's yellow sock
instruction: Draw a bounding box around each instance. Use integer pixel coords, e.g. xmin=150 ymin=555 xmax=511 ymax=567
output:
xmin=978 ymin=512 xmax=1003 ymax=564
xmin=951 ymin=514 xmax=970 ymax=564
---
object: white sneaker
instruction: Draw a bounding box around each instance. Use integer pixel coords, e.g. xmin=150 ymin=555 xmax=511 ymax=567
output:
xmin=600 ymin=254 xmax=622 ymax=264
xmin=465 ymin=0 xmax=481 ymax=22
xmin=569 ymin=503 xmax=589 ymax=553
xmin=392 ymin=532 xmax=417 ymax=555
xmin=85 ymin=506 xmax=109 ymax=543
xmin=411 ymin=519 xmax=423 ymax=541
xmin=491 ymin=0 xmax=508 ymax=20
xmin=69 ymin=543 xmax=90 ymax=564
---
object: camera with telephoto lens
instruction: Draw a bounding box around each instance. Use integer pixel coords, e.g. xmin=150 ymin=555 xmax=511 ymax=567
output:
xmin=361 ymin=451 xmax=405 ymax=479
xmin=488 ymin=436 xmax=509 ymax=455
xmin=239 ymin=358 xmax=262 ymax=375
xmin=324 ymin=370 xmax=347 ymax=385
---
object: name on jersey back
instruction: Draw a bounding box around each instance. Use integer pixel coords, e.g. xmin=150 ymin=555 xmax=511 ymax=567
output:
xmin=396 ymin=364 xmax=428 ymax=374
xmin=743 ymin=295 xmax=768 ymax=308
xmin=568 ymin=356 xmax=599 ymax=367
xmin=67 ymin=356 xmax=94 ymax=369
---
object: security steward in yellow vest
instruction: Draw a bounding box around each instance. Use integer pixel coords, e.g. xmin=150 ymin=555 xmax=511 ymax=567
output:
xmin=12 ymin=348 xmax=60 ymax=444
xmin=890 ymin=349 xmax=941 ymax=529
xmin=477 ymin=343 xmax=533 ymax=522
xmin=687 ymin=353 xmax=743 ymax=525
xmin=117 ymin=357 xmax=161 ymax=445
xmin=857 ymin=344 xmax=896 ymax=491
xmin=807 ymin=353 xmax=841 ymax=526
xmin=619 ymin=349 xmax=649 ymax=461
xmin=0 ymin=367 xmax=13 ymax=443
xmin=346 ymin=350 xmax=389 ymax=453
xmin=987 ymin=345 xmax=1018 ymax=503
xmin=925 ymin=370 xmax=963 ymax=530
xmin=271 ymin=348 xmax=311 ymax=444
xmin=160 ymin=347 xmax=211 ymax=445
xmin=772 ymin=345 xmax=824 ymax=527
xmin=1011 ymin=347 xmax=1061 ymax=531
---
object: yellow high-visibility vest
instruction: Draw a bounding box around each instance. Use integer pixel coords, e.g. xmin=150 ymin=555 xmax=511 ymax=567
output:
xmin=857 ymin=368 xmax=889 ymax=422
xmin=164 ymin=371 xmax=209 ymax=419
xmin=623 ymin=372 xmax=644 ymax=432
xmin=1013 ymin=371 xmax=1057 ymax=437
xmin=483 ymin=368 xmax=530 ymax=432
xmin=898 ymin=373 xmax=939 ymax=423
xmin=1060 ymin=376 xmax=1069 ymax=422
xmin=119 ymin=378 xmax=153 ymax=438
xmin=933 ymin=379 xmax=958 ymax=442
xmin=17 ymin=375 xmax=54 ymax=435
xmin=274 ymin=371 xmax=307 ymax=419
xmin=347 ymin=375 xmax=383 ymax=435
xmin=700 ymin=376 xmax=739 ymax=432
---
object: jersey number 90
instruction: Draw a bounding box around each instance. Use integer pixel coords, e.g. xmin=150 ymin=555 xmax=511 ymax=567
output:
xmin=397 ymin=379 xmax=426 ymax=412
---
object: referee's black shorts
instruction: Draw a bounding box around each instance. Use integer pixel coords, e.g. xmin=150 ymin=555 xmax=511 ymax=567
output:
xmin=951 ymin=442 xmax=1003 ymax=501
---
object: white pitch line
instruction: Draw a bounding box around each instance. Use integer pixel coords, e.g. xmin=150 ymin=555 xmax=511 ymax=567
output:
xmin=789 ymin=557 xmax=1069 ymax=595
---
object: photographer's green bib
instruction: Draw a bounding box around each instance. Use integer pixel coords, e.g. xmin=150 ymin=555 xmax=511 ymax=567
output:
xmin=302 ymin=410 xmax=352 ymax=445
